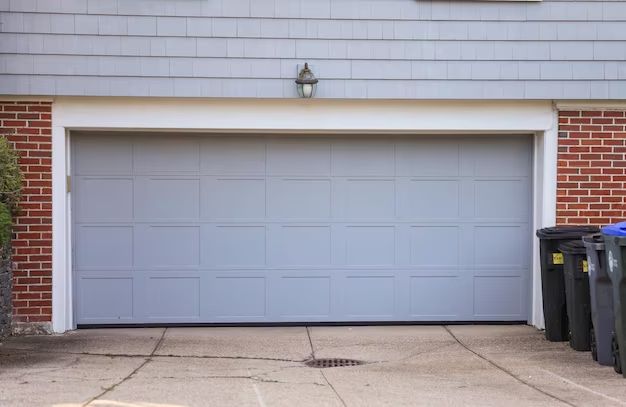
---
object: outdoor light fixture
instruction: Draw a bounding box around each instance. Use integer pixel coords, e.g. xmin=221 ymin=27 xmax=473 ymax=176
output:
xmin=295 ymin=63 xmax=318 ymax=98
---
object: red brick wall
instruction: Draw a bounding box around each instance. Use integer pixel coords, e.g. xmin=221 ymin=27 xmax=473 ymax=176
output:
xmin=558 ymin=110 xmax=626 ymax=226
xmin=1 ymin=101 xmax=52 ymax=324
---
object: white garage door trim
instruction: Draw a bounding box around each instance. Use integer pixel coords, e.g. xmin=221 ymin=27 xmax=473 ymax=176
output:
xmin=51 ymin=98 xmax=558 ymax=333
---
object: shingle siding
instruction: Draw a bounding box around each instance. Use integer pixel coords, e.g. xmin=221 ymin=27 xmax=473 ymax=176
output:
xmin=0 ymin=0 xmax=625 ymax=99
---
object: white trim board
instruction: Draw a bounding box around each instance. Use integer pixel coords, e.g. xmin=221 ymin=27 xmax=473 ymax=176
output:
xmin=51 ymin=97 xmax=557 ymax=333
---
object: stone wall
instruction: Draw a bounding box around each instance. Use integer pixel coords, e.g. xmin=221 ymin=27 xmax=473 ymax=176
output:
xmin=0 ymin=245 xmax=11 ymax=339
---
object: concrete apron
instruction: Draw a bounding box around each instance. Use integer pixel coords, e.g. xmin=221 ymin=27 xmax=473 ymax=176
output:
xmin=1 ymin=325 xmax=626 ymax=407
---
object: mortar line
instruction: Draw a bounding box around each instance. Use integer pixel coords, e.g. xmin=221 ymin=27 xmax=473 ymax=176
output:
xmin=443 ymin=325 xmax=576 ymax=407
xmin=81 ymin=327 xmax=168 ymax=407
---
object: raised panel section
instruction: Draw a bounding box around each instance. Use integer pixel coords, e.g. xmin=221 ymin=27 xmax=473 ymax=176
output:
xmin=474 ymin=226 xmax=523 ymax=267
xmin=267 ymin=178 xmax=331 ymax=219
xmin=75 ymin=178 xmax=133 ymax=221
xmin=208 ymin=226 xmax=266 ymax=266
xmin=135 ymin=226 xmax=200 ymax=267
xmin=396 ymin=140 xmax=459 ymax=176
xmin=345 ymin=276 xmax=395 ymax=317
xmin=475 ymin=180 xmax=527 ymax=219
xmin=134 ymin=137 xmax=199 ymax=173
xmin=472 ymin=139 xmax=530 ymax=177
xmin=146 ymin=278 xmax=200 ymax=319
xmin=410 ymin=277 xmax=460 ymax=317
xmin=201 ymin=137 xmax=266 ymax=175
xmin=135 ymin=178 xmax=199 ymax=220
xmin=79 ymin=278 xmax=133 ymax=320
xmin=267 ymin=139 xmax=331 ymax=175
xmin=75 ymin=226 xmax=133 ymax=268
xmin=400 ymin=180 xmax=459 ymax=219
xmin=336 ymin=179 xmax=395 ymax=218
xmin=410 ymin=226 xmax=459 ymax=267
xmin=345 ymin=226 xmax=395 ymax=266
xmin=275 ymin=277 xmax=330 ymax=317
xmin=74 ymin=136 xmax=133 ymax=175
xmin=202 ymin=178 xmax=265 ymax=219
xmin=270 ymin=226 xmax=331 ymax=266
xmin=474 ymin=277 xmax=523 ymax=317
xmin=212 ymin=277 xmax=266 ymax=318
xmin=331 ymin=140 xmax=395 ymax=176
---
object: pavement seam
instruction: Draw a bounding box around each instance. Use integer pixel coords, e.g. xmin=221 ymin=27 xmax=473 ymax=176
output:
xmin=443 ymin=326 xmax=577 ymax=407
xmin=81 ymin=327 xmax=168 ymax=407
xmin=320 ymin=369 xmax=348 ymax=407
xmin=305 ymin=326 xmax=316 ymax=360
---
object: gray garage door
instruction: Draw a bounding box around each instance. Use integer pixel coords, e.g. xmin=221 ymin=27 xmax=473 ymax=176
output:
xmin=72 ymin=133 xmax=532 ymax=325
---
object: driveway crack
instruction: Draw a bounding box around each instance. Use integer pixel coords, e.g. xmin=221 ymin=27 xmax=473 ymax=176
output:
xmin=81 ymin=327 xmax=168 ymax=407
xmin=443 ymin=326 xmax=576 ymax=407
xmin=305 ymin=326 xmax=316 ymax=360
xmin=320 ymin=369 xmax=348 ymax=407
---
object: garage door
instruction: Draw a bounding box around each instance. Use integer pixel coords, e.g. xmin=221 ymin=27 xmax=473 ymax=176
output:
xmin=72 ymin=133 xmax=532 ymax=325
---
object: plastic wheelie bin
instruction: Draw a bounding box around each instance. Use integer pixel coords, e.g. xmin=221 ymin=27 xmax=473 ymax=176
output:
xmin=536 ymin=226 xmax=599 ymax=342
xmin=560 ymin=240 xmax=592 ymax=351
xmin=583 ymin=234 xmax=614 ymax=365
xmin=602 ymin=222 xmax=626 ymax=376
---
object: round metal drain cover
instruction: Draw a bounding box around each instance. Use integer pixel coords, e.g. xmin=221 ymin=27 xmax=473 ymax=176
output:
xmin=304 ymin=358 xmax=364 ymax=368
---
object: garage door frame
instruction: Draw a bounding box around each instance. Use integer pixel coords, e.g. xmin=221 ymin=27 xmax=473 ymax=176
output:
xmin=50 ymin=98 xmax=558 ymax=333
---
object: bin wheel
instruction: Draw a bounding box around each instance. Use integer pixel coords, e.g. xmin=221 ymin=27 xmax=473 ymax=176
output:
xmin=612 ymin=333 xmax=622 ymax=374
xmin=590 ymin=328 xmax=598 ymax=362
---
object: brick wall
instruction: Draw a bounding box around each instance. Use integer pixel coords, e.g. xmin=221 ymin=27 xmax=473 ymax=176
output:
xmin=1 ymin=101 xmax=52 ymax=328
xmin=557 ymin=110 xmax=626 ymax=226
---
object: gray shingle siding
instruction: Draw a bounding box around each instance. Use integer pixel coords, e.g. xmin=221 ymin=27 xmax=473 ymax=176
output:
xmin=0 ymin=0 xmax=625 ymax=99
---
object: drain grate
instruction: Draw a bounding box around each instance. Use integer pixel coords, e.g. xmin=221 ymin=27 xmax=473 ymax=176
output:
xmin=304 ymin=358 xmax=364 ymax=368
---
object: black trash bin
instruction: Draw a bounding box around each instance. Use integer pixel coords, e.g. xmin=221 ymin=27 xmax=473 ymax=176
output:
xmin=602 ymin=222 xmax=626 ymax=376
xmin=536 ymin=226 xmax=599 ymax=342
xmin=560 ymin=240 xmax=592 ymax=351
xmin=583 ymin=234 xmax=614 ymax=365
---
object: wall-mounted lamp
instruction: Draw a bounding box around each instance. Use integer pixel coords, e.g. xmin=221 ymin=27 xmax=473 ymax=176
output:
xmin=295 ymin=63 xmax=318 ymax=98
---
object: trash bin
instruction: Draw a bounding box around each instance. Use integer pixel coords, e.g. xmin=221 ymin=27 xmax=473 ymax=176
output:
xmin=536 ymin=226 xmax=599 ymax=342
xmin=583 ymin=233 xmax=614 ymax=365
xmin=602 ymin=222 xmax=626 ymax=376
xmin=560 ymin=240 xmax=592 ymax=351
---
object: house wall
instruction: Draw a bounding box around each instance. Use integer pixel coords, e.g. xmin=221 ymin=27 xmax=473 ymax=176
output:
xmin=1 ymin=0 xmax=626 ymax=99
xmin=1 ymin=100 xmax=52 ymax=332
xmin=557 ymin=109 xmax=626 ymax=225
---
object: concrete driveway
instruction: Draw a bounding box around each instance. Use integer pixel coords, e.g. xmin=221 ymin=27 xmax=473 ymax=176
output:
xmin=1 ymin=325 xmax=625 ymax=407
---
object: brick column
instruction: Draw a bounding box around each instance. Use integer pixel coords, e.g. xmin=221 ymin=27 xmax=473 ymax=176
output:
xmin=1 ymin=101 xmax=52 ymax=333
xmin=557 ymin=110 xmax=626 ymax=226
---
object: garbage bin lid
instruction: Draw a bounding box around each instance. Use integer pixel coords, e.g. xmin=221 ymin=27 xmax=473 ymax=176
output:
xmin=602 ymin=222 xmax=626 ymax=236
xmin=559 ymin=240 xmax=587 ymax=254
xmin=582 ymin=233 xmax=605 ymax=250
xmin=536 ymin=226 xmax=599 ymax=239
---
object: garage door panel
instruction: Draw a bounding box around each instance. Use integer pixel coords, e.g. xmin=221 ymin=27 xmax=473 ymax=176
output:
xmin=267 ymin=178 xmax=331 ymax=219
xmin=473 ymin=276 xmax=524 ymax=317
xmin=210 ymin=276 xmax=267 ymax=318
xmin=409 ymin=276 xmax=462 ymax=318
xmin=204 ymin=225 xmax=266 ymax=267
xmin=133 ymin=136 xmax=200 ymax=173
xmin=273 ymin=277 xmax=331 ymax=318
xmin=267 ymin=139 xmax=331 ymax=176
xmin=134 ymin=225 xmax=200 ymax=268
xmin=268 ymin=225 xmax=331 ymax=266
xmin=74 ymin=136 xmax=133 ymax=175
xmin=134 ymin=177 xmax=200 ymax=220
xmin=331 ymin=140 xmax=395 ymax=176
xmin=475 ymin=179 xmax=529 ymax=220
xmin=396 ymin=140 xmax=460 ymax=176
xmin=78 ymin=277 xmax=134 ymax=321
xmin=333 ymin=178 xmax=396 ymax=219
xmin=201 ymin=137 xmax=266 ymax=175
xmin=73 ymin=134 xmax=532 ymax=324
xmin=75 ymin=177 xmax=133 ymax=221
xmin=409 ymin=226 xmax=460 ymax=267
xmin=75 ymin=225 xmax=133 ymax=269
xmin=202 ymin=177 xmax=266 ymax=219
xmin=399 ymin=179 xmax=460 ymax=219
